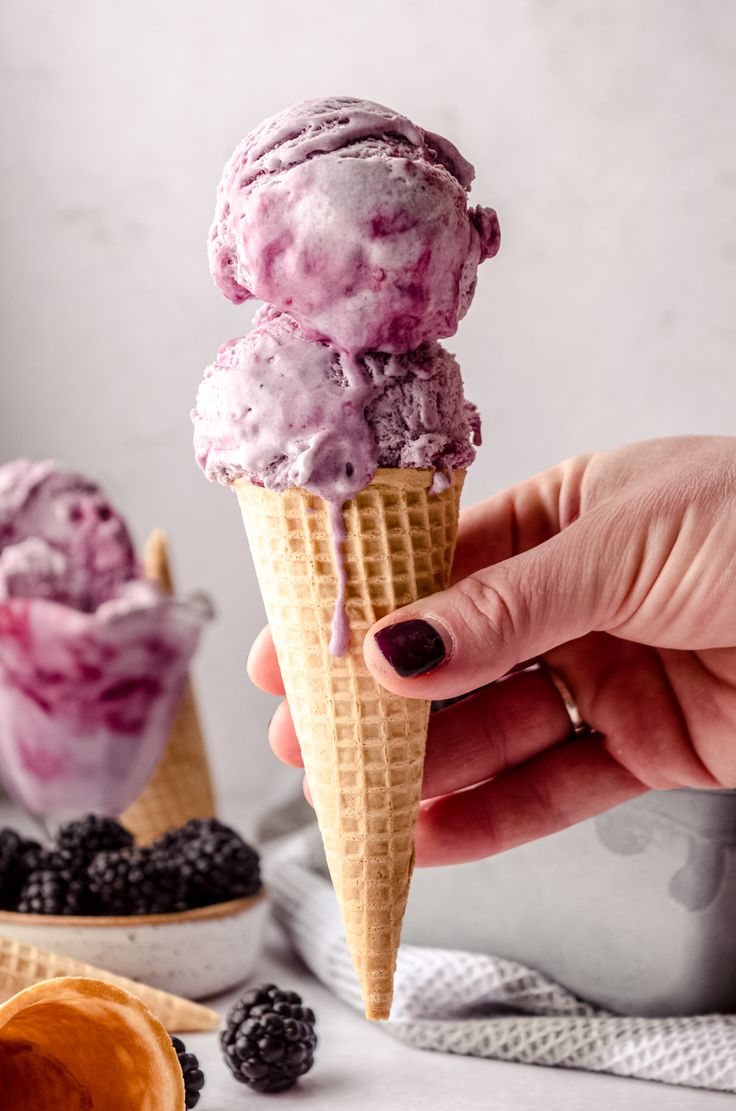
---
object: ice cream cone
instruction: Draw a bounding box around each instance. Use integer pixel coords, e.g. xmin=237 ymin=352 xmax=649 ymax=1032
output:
xmin=0 ymin=933 xmax=218 ymax=1032
xmin=235 ymin=467 xmax=464 ymax=1020
xmin=0 ymin=975 xmax=184 ymax=1109
xmin=122 ymin=529 xmax=216 ymax=842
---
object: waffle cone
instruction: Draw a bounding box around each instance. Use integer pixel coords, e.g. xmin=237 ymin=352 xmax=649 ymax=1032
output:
xmin=236 ymin=467 xmax=464 ymax=1020
xmin=0 ymin=975 xmax=184 ymax=1109
xmin=122 ymin=529 xmax=216 ymax=843
xmin=0 ymin=933 xmax=218 ymax=1032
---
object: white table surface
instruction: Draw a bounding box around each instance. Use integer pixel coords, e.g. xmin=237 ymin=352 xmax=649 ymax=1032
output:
xmin=187 ymin=924 xmax=734 ymax=1111
xmin=1 ymin=801 xmax=733 ymax=1109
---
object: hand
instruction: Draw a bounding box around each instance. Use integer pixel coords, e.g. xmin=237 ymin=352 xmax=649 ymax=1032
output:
xmin=248 ymin=436 xmax=736 ymax=866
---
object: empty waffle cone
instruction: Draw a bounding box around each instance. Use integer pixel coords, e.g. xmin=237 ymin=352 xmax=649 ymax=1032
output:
xmin=0 ymin=976 xmax=184 ymax=1109
xmin=0 ymin=933 xmax=218 ymax=1032
xmin=122 ymin=529 xmax=216 ymax=843
xmin=236 ymin=467 xmax=464 ymax=1020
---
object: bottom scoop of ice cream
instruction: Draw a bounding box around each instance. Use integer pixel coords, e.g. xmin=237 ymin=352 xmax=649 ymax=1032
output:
xmin=0 ymin=461 xmax=138 ymax=611
xmin=192 ymin=308 xmax=480 ymax=504
xmin=192 ymin=310 xmax=479 ymax=657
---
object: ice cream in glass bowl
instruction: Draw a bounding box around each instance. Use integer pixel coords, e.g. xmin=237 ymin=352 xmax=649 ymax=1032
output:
xmin=0 ymin=460 xmax=209 ymax=821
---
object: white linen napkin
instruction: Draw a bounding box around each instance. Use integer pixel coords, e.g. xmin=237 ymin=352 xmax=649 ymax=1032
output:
xmin=265 ymin=828 xmax=736 ymax=1096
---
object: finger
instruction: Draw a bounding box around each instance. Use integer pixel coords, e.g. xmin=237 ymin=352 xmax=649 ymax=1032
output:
xmin=449 ymin=453 xmax=590 ymax=583
xmin=267 ymin=699 xmax=303 ymax=767
xmin=547 ymin=635 xmax=718 ymax=791
xmin=414 ymin=732 xmax=645 ymax=867
xmin=423 ymin=667 xmax=570 ymax=798
xmin=364 ymin=505 xmax=627 ymax=701
xmin=247 ymin=624 xmax=285 ymax=696
xmin=266 ymin=666 xmax=571 ymax=792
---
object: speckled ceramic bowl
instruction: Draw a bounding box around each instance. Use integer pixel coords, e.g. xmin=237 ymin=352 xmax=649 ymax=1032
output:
xmin=0 ymin=890 xmax=268 ymax=1000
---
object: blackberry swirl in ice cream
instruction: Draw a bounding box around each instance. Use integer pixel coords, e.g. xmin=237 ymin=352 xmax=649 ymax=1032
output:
xmin=208 ymin=96 xmax=499 ymax=356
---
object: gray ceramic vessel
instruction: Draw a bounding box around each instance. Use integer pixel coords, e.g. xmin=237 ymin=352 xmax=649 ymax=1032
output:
xmin=401 ymin=788 xmax=736 ymax=1015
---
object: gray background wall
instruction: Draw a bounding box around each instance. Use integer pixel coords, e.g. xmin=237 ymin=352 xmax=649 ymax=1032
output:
xmin=1 ymin=1 xmax=734 ymax=811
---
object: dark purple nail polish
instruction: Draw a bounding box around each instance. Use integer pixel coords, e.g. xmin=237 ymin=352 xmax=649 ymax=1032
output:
xmin=373 ymin=619 xmax=447 ymax=678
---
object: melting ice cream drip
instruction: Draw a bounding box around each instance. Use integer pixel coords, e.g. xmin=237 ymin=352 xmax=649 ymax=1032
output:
xmin=324 ymin=348 xmax=366 ymax=658
xmin=327 ymin=499 xmax=350 ymax=656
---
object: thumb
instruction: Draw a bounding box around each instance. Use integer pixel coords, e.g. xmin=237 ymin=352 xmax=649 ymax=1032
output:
xmin=363 ymin=512 xmax=619 ymax=700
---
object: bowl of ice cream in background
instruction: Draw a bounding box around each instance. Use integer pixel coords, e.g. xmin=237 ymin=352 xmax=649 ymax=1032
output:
xmin=0 ymin=459 xmax=210 ymax=820
xmin=0 ymin=460 xmax=268 ymax=999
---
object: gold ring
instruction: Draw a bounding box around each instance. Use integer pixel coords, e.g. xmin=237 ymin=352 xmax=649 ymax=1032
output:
xmin=540 ymin=662 xmax=590 ymax=737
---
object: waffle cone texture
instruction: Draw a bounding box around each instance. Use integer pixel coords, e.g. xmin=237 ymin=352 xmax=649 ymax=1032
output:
xmin=0 ymin=976 xmax=185 ymax=1109
xmin=122 ymin=529 xmax=217 ymax=843
xmin=236 ymin=467 xmax=464 ymax=1020
xmin=0 ymin=933 xmax=218 ymax=1033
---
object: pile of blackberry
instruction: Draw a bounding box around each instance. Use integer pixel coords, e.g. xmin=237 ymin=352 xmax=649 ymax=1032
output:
xmin=0 ymin=815 xmax=261 ymax=917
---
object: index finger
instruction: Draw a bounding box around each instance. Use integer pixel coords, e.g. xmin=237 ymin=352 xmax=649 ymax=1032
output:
xmin=450 ymin=455 xmax=589 ymax=583
xmin=414 ymin=732 xmax=645 ymax=866
xmin=247 ymin=624 xmax=284 ymax=696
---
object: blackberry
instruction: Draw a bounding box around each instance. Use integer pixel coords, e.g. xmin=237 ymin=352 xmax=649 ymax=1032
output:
xmin=172 ymin=1036 xmax=205 ymax=1109
xmin=16 ymin=851 xmax=88 ymax=915
xmin=87 ymin=846 xmax=187 ymax=916
xmin=56 ymin=814 xmax=133 ymax=864
xmin=154 ymin=819 xmax=262 ymax=908
xmin=0 ymin=829 xmax=41 ymax=910
xmin=221 ymin=983 xmax=317 ymax=1093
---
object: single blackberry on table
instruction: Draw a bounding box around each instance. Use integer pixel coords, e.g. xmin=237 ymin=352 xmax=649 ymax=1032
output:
xmin=172 ymin=1036 xmax=205 ymax=1109
xmin=16 ymin=851 xmax=88 ymax=915
xmin=154 ymin=818 xmax=262 ymax=908
xmin=87 ymin=846 xmax=187 ymax=916
xmin=56 ymin=814 xmax=133 ymax=864
xmin=0 ymin=829 xmax=42 ymax=910
xmin=221 ymin=983 xmax=317 ymax=1093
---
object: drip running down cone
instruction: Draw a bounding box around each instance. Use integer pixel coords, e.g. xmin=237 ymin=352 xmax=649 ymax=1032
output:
xmin=122 ymin=528 xmax=217 ymax=843
xmin=236 ymin=467 xmax=464 ymax=1020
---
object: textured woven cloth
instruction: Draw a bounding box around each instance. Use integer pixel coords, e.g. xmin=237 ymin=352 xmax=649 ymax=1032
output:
xmin=266 ymin=829 xmax=736 ymax=1095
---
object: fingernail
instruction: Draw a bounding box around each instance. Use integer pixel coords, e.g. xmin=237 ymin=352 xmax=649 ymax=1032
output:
xmin=373 ymin=619 xmax=447 ymax=678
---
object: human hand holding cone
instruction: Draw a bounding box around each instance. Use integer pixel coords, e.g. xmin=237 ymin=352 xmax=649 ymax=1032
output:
xmin=237 ymin=469 xmax=464 ymax=1019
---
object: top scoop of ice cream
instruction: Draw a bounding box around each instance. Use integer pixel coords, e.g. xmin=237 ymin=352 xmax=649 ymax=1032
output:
xmin=192 ymin=308 xmax=480 ymax=506
xmin=0 ymin=460 xmax=138 ymax=611
xmin=209 ymin=96 xmax=500 ymax=355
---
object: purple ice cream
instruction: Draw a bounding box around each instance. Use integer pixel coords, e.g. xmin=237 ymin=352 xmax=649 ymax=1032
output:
xmin=0 ymin=461 xmax=209 ymax=818
xmin=196 ymin=96 xmax=498 ymax=654
xmin=0 ymin=460 xmax=137 ymax=610
xmin=193 ymin=307 xmax=480 ymax=503
xmin=209 ymin=96 xmax=499 ymax=356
